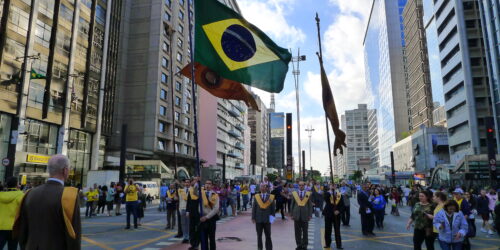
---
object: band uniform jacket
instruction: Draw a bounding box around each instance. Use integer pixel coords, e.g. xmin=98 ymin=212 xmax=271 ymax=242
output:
xmin=252 ymin=193 xmax=276 ymax=224
xmin=290 ymin=191 xmax=313 ymax=221
xmin=323 ymin=191 xmax=345 ymax=218
xmin=15 ymin=180 xmax=81 ymax=250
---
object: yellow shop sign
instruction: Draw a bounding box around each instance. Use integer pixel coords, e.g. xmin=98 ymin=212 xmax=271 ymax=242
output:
xmin=26 ymin=154 xmax=50 ymax=164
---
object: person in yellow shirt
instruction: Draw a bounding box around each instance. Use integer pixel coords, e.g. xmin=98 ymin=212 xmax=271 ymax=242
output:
xmin=0 ymin=177 xmax=24 ymax=250
xmin=84 ymin=187 xmax=99 ymax=218
xmin=241 ymin=181 xmax=250 ymax=211
xmin=124 ymin=179 xmax=139 ymax=229
xmin=430 ymin=192 xmax=447 ymax=234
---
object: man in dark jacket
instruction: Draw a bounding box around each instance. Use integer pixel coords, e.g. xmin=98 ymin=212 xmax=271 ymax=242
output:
xmin=14 ymin=155 xmax=81 ymax=250
xmin=252 ymin=183 xmax=275 ymax=250
xmin=323 ymin=184 xmax=345 ymax=249
xmin=357 ymin=183 xmax=375 ymax=236
xmin=186 ymin=177 xmax=201 ymax=250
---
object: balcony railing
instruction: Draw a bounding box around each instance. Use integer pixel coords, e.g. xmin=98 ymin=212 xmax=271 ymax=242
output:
xmin=235 ymin=123 xmax=244 ymax=131
xmin=228 ymin=129 xmax=241 ymax=138
xmin=228 ymin=108 xmax=240 ymax=117
xmin=235 ymin=142 xmax=244 ymax=150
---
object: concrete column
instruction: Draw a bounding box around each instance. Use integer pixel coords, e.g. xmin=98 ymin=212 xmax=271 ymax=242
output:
xmin=90 ymin=0 xmax=113 ymax=170
xmin=57 ymin=0 xmax=81 ymax=155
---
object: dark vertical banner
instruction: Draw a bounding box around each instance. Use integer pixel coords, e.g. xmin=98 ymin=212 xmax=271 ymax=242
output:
xmin=42 ymin=0 xmax=62 ymax=119
xmin=390 ymin=151 xmax=395 ymax=185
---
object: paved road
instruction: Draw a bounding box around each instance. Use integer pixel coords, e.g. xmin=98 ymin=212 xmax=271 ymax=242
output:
xmin=81 ymin=199 xmax=500 ymax=250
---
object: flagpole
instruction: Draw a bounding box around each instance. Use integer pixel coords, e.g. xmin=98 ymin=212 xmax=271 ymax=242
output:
xmin=315 ymin=13 xmax=335 ymax=184
xmin=187 ymin=1 xmax=206 ymax=250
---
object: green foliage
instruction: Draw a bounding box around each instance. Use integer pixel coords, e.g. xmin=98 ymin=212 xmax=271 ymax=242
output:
xmin=266 ymin=173 xmax=278 ymax=182
xmin=352 ymin=170 xmax=363 ymax=181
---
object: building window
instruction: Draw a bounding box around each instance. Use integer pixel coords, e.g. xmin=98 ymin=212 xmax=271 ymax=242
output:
xmin=175 ymin=96 xmax=181 ymax=106
xmin=23 ymin=119 xmax=58 ymax=155
xmin=162 ymin=57 xmax=168 ymax=68
xmin=175 ymin=143 xmax=180 ymax=153
xmin=162 ymin=42 xmax=169 ymax=52
xmin=160 ymin=105 xmax=167 ymax=116
xmin=159 ymin=121 xmax=165 ymax=132
xmin=177 ymin=24 xmax=184 ymax=33
xmin=160 ymin=89 xmax=167 ymax=100
xmin=183 ymin=117 xmax=190 ymax=125
xmin=174 ymin=127 xmax=179 ymax=137
xmin=35 ymin=20 xmax=51 ymax=47
xmin=175 ymin=81 xmax=182 ymax=91
xmin=158 ymin=139 xmax=166 ymax=151
xmin=179 ymin=10 xmax=184 ymax=20
xmin=161 ymin=73 xmax=168 ymax=83
xmin=184 ymin=103 xmax=191 ymax=113
xmin=179 ymin=0 xmax=184 ymax=6
xmin=164 ymin=12 xmax=171 ymax=21
xmin=96 ymin=5 xmax=106 ymax=25
xmin=183 ymin=131 xmax=189 ymax=140
xmin=175 ymin=111 xmax=180 ymax=121
xmin=39 ymin=0 xmax=55 ymax=17
xmin=8 ymin=6 xmax=29 ymax=36
xmin=177 ymin=38 xmax=183 ymax=48
xmin=184 ymin=145 xmax=189 ymax=154
xmin=165 ymin=0 xmax=171 ymax=7
xmin=60 ymin=4 xmax=73 ymax=22
xmin=176 ymin=52 xmax=182 ymax=62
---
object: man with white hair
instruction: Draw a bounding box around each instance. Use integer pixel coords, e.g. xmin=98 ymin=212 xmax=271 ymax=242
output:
xmin=14 ymin=154 xmax=81 ymax=250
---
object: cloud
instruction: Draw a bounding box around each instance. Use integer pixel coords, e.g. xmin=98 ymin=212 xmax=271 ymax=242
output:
xmin=304 ymin=0 xmax=373 ymax=115
xmin=237 ymin=0 xmax=306 ymax=48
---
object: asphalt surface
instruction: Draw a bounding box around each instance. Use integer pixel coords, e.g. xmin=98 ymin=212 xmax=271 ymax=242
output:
xmin=80 ymin=199 xmax=500 ymax=250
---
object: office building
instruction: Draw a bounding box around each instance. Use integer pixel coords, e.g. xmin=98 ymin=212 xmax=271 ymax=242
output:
xmin=268 ymin=112 xmax=285 ymax=172
xmin=392 ymin=126 xmax=450 ymax=174
xmin=479 ymin=0 xmax=500 ymax=150
xmin=0 ymin=0 xmax=118 ymax=184
xmin=248 ymin=94 xmax=268 ymax=176
xmin=339 ymin=104 xmax=372 ymax=177
xmin=432 ymin=0 xmax=494 ymax=164
xmin=403 ymin=0 xmax=434 ymax=129
xmin=433 ymin=104 xmax=447 ymax=127
xmin=110 ymin=0 xmax=198 ymax=174
xmin=364 ymin=0 xmax=410 ymax=168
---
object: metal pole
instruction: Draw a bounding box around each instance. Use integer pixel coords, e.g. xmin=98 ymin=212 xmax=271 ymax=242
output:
xmin=315 ymin=13 xmax=335 ymax=184
xmin=222 ymin=153 xmax=226 ymax=184
xmin=291 ymin=49 xmax=304 ymax=180
xmin=119 ymin=123 xmax=127 ymax=183
xmin=305 ymin=126 xmax=314 ymax=171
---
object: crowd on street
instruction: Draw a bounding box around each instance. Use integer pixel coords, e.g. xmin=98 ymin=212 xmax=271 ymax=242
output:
xmin=0 ymin=154 xmax=499 ymax=250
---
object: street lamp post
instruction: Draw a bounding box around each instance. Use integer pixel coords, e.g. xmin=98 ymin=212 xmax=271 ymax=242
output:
xmin=305 ymin=126 xmax=315 ymax=180
xmin=291 ymin=49 xmax=306 ymax=179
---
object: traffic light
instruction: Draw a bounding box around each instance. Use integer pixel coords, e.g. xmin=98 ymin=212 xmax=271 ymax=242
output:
xmin=286 ymin=113 xmax=292 ymax=157
xmin=485 ymin=117 xmax=497 ymax=181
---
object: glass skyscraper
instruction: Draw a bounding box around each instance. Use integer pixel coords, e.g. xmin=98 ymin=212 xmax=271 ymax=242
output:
xmin=364 ymin=0 xmax=409 ymax=168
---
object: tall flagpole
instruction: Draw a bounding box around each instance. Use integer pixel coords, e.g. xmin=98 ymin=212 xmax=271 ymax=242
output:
xmin=187 ymin=1 xmax=206 ymax=249
xmin=315 ymin=13 xmax=335 ymax=184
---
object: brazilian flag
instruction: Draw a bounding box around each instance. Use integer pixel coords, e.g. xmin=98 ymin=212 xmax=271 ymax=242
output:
xmin=183 ymin=0 xmax=291 ymax=94
xmin=30 ymin=69 xmax=46 ymax=79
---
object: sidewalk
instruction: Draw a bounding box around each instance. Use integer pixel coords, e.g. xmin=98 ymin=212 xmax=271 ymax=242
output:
xmin=164 ymin=210 xmax=297 ymax=250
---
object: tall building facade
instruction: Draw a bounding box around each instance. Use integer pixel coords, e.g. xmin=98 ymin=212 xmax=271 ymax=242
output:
xmin=368 ymin=108 xmax=379 ymax=169
xmin=268 ymin=112 xmax=285 ymax=172
xmin=479 ymin=0 xmax=500 ymax=150
xmin=340 ymin=104 xmax=372 ymax=177
xmin=111 ymin=0 xmax=197 ymax=172
xmin=403 ymin=0 xmax=434 ymax=129
xmin=364 ymin=0 xmax=410 ymax=168
xmin=432 ymin=0 xmax=494 ymax=164
xmin=0 ymin=0 xmax=117 ymax=184
xmin=248 ymin=94 xmax=268 ymax=176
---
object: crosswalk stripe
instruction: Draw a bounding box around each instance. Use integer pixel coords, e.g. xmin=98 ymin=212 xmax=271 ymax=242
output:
xmin=156 ymin=242 xmax=172 ymax=246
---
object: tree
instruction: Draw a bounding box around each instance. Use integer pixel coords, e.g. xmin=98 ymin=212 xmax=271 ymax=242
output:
xmin=352 ymin=170 xmax=363 ymax=182
xmin=266 ymin=173 xmax=278 ymax=182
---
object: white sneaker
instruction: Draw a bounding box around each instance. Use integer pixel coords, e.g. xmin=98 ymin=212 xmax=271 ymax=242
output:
xmin=488 ymin=230 xmax=494 ymax=235
xmin=481 ymin=228 xmax=488 ymax=233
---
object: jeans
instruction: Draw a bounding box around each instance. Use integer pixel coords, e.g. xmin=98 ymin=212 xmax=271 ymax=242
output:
xmin=438 ymin=240 xmax=463 ymax=250
xmin=220 ymin=198 xmax=228 ymax=216
xmin=159 ymin=197 xmax=166 ymax=211
xmin=180 ymin=209 xmax=190 ymax=241
xmin=85 ymin=201 xmax=93 ymax=217
xmin=0 ymin=230 xmax=17 ymax=250
xmin=126 ymin=201 xmax=139 ymax=228
xmin=413 ymin=228 xmax=435 ymax=250
xmin=374 ymin=208 xmax=385 ymax=228
xmin=242 ymin=194 xmax=249 ymax=211
xmin=237 ymin=194 xmax=241 ymax=210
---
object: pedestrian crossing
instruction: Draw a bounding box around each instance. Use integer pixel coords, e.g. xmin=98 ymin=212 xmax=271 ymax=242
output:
xmin=307 ymin=218 xmax=316 ymax=250
xmin=141 ymin=215 xmax=236 ymax=250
